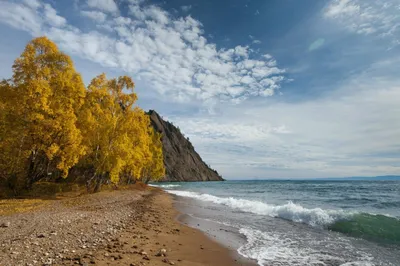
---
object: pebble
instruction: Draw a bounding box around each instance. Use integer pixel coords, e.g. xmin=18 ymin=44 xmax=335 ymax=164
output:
xmin=0 ymin=222 xmax=10 ymax=228
xmin=162 ymin=258 xmax=175 ymax=265
xmin=156 ymin=248 xmax=167 ymax=257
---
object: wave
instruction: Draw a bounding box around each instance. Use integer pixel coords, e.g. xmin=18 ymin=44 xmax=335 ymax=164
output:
xmin=149 ymin=184 xmax=181 ymax=188
xmin=168 ymin=190 xmax=400 ymax=244
xmin=167 ymin=190 xmax=349 ymax=227
xmin=328 ymin=213 xmax=400 ymax=244
xmin=238 ymin=228 xmax=375 ymax=266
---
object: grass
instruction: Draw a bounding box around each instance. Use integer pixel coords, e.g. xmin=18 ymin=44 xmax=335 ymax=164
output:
xmin=0 ymin=181 xmax=151 ymax=215
xmin=0 ymin=198 xmax=49 ymax=216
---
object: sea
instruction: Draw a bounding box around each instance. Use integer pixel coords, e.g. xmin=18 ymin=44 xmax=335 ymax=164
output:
xmin=151 ymin=180 xmax=400 ymax=266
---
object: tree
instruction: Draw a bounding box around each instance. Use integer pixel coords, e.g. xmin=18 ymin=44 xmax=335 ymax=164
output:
xmin=0 ymin=36 xmax=165 ymax=194
xmin=0 ymin=37 xmax=86 ymax=189
xmin=80 ymin=74 xmax=139 ymax=191
xmin=80 ymin=74 xmax=166 ymax=190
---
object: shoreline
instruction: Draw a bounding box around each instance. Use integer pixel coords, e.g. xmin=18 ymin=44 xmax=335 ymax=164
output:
xmin=0 ymin=186 xmax=256 ymax=266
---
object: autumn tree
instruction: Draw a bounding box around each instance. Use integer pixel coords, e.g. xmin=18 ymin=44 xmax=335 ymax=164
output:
xmin=0 ymin=36 xmax=165 ymax=194
xmin=0 ymin=37 xmax=86 ymax=189
xmin=123 ymin=109 xmax=165 ymax=184
xmin=80 ymin=74 xmax=165 ymax=191
xmin=140 ymin=130 xmax=165 ymax=183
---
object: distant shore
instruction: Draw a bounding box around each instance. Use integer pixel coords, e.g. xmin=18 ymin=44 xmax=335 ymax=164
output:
xmin=0 ymin=185 xmax=255 ymax=266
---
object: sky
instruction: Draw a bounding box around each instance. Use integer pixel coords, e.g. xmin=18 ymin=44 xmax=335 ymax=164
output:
xmin=0 ymin=0 xmax=400 ymax=179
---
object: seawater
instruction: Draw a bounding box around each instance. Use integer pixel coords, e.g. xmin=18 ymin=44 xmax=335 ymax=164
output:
xmin=151 ymin=180 xmax=400 ymax=266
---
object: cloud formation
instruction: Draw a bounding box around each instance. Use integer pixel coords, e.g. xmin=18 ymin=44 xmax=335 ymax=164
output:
xmin=175 ymin=73 xmax=400 ymax=178
xmin=87 ymin=0 xmax=118 ymax=13
xmin=0 ymin=0 xmax=286 ymax=103
xmin=80 ymin=10 xmax=107 ymax=22
xmin=324 ymin=0 xmax=400 ymax=45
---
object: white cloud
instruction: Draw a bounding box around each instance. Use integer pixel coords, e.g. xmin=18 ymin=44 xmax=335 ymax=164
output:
xmin=87 ymin=0 xmax=118 ymax=13
xmin=0 ymin=1 xmax=42 ymax=35
xmin=324 ymin=0 xmax=400 ymax=44
xmin=129 ymin=4 xmax=169 ymax=24
xmin=81 ymin=10 xmax=107 ymax=22
xmin=173 ymin=77 xmax=400 ymax=178
xmin=181 ymin=5 xmax=192 ymax=12
xmin=0 ymin=0 xmax=285 ymax=104
xmin=23 ymin=0 xmax=41 ymax=9
xmin=43 ymin=4 xmax=66 ymax=27
xmin=249 ymin=35 xmax=261 ymax=44
xmin=324 ymin=0 xmax=360 ymax=18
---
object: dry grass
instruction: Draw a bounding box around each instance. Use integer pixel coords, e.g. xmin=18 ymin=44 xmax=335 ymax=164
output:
xmin=0 ymin=181 xmax=152 ymax=215
xmin=0 ymin=198 xmax=49 ymax=216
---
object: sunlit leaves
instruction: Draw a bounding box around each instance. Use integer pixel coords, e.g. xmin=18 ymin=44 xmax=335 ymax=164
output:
xmin=0 ymin=37 xmax=165 ymax=191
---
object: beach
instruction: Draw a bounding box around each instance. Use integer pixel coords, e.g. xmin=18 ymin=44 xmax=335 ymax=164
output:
xmin=158 ymin=181 xmax=400 ymax=266
xmin=0 ymin=185 xmax=255 ymax=266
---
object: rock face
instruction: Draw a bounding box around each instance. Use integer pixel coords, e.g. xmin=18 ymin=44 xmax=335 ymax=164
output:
xmin=148 ymin=110 xmax=224 ymax=182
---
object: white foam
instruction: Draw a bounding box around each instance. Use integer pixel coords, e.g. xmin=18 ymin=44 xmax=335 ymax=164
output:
xmin=167 ymin=190 xmax=350 ymax=227
xmin=238 ymin=228 xmax=374 ymax=266
xmin=149 ymin=184 xmax=181 ymax=188
xmin=340 ymin=262 xmax=375 ymax=266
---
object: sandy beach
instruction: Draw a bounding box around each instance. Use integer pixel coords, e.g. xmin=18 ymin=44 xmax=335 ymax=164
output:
xmin=0 ymin=185 xmax=255 ymax=266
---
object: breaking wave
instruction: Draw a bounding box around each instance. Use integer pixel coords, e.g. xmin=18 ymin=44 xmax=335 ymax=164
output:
xmin=150 ymin=184 xmax=181 ymax=188
xmin=168 ymin=190 xmax=400 ymax=244
xmin=167 ymin=190 xmax=349 ymax=227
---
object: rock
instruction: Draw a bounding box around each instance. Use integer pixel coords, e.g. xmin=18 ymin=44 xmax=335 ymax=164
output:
xmin=37 ymin=233 xmax=46 ymax=238
xmin=148 ymin=110 xmax=224 ymax=182
xmin=139 ymin=250 xmax=147 ymax=255
xmin=142 ymin=255 xmax=150 ymax=260
xmin=0 ymin=222 xmax=10 ymax=228
xmin=155 ymin=248 xmax=167 ymax=257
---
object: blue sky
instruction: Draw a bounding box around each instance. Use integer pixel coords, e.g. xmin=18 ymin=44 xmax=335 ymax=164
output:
xmin=1 ymin=0 xmax=400 ymax=179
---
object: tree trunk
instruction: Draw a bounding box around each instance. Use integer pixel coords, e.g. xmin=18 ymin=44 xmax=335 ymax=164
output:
xmin=93 ymin=174 xmax=104 ymax=193
xmin=25 ymin=152 xmax=37 ymax=189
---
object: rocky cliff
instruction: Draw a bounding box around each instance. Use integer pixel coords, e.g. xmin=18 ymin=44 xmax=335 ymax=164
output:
xmin=148 ymin=110 xmax=224 ymax=182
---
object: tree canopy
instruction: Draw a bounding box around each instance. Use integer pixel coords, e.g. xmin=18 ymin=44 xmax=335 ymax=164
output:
xmin=0 ymin=37 xmax=165 ymax=193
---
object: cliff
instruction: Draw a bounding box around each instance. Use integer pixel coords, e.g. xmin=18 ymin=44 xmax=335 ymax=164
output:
xmin=147 ymin=110 xmax=224 ymax=182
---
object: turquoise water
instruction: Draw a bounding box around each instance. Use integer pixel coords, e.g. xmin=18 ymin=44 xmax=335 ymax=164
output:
xmin=153 ymin=180 xmax=400 ymax=266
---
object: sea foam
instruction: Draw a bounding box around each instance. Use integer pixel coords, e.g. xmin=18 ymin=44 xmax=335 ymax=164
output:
xmin=149 ymin=184 xmax=181 ymax=188
xmin=167 ymin=190 xmax=349 ymax=227
xmin=238 ymin=228 xmax=374 ymax=266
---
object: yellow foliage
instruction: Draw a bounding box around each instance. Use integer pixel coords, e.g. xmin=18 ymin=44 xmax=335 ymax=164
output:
xmin=0 ymin=37 xmax=86 ymax=188
xmin=80 ymin=74 xmax=165 ymax=187
xmin=0 ymin=36 xmax=165 ymax=192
